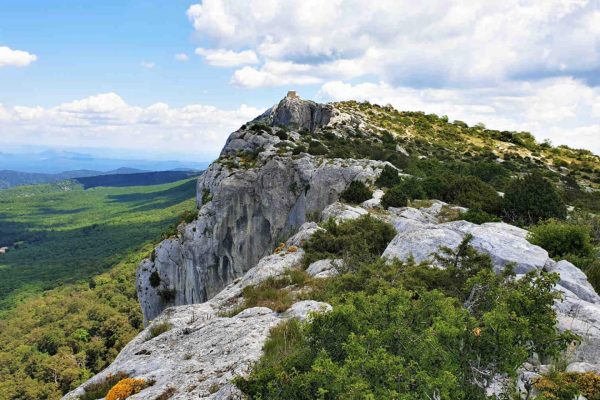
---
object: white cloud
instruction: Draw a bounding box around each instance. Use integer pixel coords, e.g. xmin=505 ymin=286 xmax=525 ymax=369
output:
xmin=187 ymin=0 xmax=600 ymax=88
xmin=175 ymin=53 xmax=189 ymax=61
xmin=231 ymin=61 xmax=322 ymax=87
xmin=140 ymin=61 xmax=155 ymax=69
xmin=0 ymin=93 xmax=262 ymax=160
xmin=319 ymin=78 xmax=600 ymax=153
xmin=195 ymin=47 xmax=258 ymax=67
xmin=0 ymin=46 xmax=37 ymax=67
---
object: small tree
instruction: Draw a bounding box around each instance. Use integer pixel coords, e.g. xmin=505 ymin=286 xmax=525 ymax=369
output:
xmin=375 ymin=165 xmax=401 ymax=188
xmin=503 ymin=173 xmax=567 ymax=224
xmin=381 ymin=186 xmax=408 ymax=209
xmin=528 ymin=220 xmax=593 ymax=259
xmin=340 ymin=181 xmax=373 ymax=204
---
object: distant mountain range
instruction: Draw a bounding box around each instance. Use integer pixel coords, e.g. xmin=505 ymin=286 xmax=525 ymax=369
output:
xmin=0 ymin=150 xmax=210 ymax=174
xmin=0 ymin=168 xmax=201 ymax=189
xmin=74 ymin=170 xmax=201 ymax=189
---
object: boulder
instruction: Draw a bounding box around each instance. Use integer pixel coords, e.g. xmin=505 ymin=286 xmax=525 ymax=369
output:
xmin=321 ymin=202 xmax=368 ymax=222
xmin=306 ymin=259 xmax=342 ymax=278
xmin=547 ymin=260 xmax=600 ymax=304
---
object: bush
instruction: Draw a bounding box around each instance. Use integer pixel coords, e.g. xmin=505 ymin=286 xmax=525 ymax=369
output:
xmin=307 ymin=140 xmax=328 ymax=155
xmin=275 ymin=130 xmax=288 ymax=140
xmin=147 ymin=322 xmax=172 ymax=341
xmin=503 ymin=173 xmax=567 ymax=224
xmin=179 ymin=209 xmax=197 ymax=224
xmin=292 ymin=145 xmax=306 ymax=155
xmin=106 ymin=378 xmax=148 ymax=400
xmin=534 ymin=371 xmax=600 ymax=400
xmin=381 ymin=185 xmax=408 ymax=209
xmin=375 ymin=165 xmax=401 ymax=188
xmin=149 ymin=271 xmax=161 ymax=288
xmin=303 ymin=215 xmax=396 ymax=270
xmin=528 ymin=220 xmax=593 ymax=259
xmin=340 ymin=181 xmax=373 ymax=204
xmin=460 ymin=209 xmax=501 ymax=224
xmin=422 ymin=173 xmax=502 ymax=214
xmin=237 ymin=239 xmax=575 ymax=399
xmin=249 ymin=123 xmax=272 ymax=133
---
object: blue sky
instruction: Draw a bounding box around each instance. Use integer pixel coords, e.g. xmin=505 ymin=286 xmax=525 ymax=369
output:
xmin=0 ymin=0 xmax=290 ymax=108
xmin=1 ymin=0 xmax=599 ymax=168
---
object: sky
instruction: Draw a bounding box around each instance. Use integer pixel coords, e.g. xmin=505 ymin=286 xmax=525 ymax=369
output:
xmin=1 ymin=0 xmax=600 ymax=166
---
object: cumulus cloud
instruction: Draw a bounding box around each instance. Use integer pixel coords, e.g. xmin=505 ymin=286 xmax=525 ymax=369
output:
xmin=195 ymin=47 xmax=258 ymax=67
xmin=187 ymin=0 xmax=600 ymax=88
xmin=0 ymin=93 xmax=262 ymax=160
xmin=319 ymin=78 xmax=600 ymax=153
xmin=175 ymin=53 xmax=189 ymax=61
xmin=0 ymin=46 xmax=37 ymax=67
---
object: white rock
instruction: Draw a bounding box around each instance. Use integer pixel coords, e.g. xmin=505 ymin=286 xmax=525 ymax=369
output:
xmin=63 ymin=300 xmax=331 ymax=400
xmin=567 ymin=362 xmax=600 ymax=373
xmin=306 ymin=259 xmax=342 ymax=278
xmin=548 ymin=260 xmax=600 ymax=304
xmin=283 ymin=300 xmax=333 ymax=321
xmin=321 ymin=202 xmax=368 ymax=222
xmin=361 ymin=189 xmax=384 ymax=209
xmin=383 ymin=220 xmax=549 ymax=274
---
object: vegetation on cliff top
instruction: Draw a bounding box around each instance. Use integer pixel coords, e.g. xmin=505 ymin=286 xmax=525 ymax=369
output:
xmin=236 ymin=221 xmax=577 ymax=399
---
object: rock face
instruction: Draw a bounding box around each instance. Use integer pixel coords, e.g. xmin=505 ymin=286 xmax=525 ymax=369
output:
xmin=137 ymin=95 xmax=389 ymax=325
xmin=65 ymin=223 xmax=332 ymax=400
xmin=383 ymin=206 xmax=550 ymax=274
xmin=257 ymin=93 xmax=336 ymax=132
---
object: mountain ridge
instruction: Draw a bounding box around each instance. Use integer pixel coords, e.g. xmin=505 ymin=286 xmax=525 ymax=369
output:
xmin=63 ymin=93 xmax=600 ymax=399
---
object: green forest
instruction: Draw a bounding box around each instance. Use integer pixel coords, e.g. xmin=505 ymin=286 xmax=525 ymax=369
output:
xmin=0 ymin=178 xmax=197 ymax=399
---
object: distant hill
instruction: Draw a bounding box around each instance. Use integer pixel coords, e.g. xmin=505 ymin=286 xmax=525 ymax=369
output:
xmin=74 ymin=170 xmax=202 ymax=189
xmin=0 ymin=168 xmax=148 ymax=189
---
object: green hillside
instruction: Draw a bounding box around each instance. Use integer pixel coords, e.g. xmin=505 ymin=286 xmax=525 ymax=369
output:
xmin=0 ymin=178 xmax=197 ymax=310
xmin=0 ymin=178 xmax=198 ymax=399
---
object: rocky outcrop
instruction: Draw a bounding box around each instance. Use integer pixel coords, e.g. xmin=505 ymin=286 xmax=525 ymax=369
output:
xmin=380 ymin=202 xmax=600 ymax=369
xmin=256 ymin=92 xmax=336 ymax=132
xmin=65 ymin=224 xmax=332 ymax=400
xmin=137 ymin=95 xmax=390 ymax=324
xmin=383 ymin=206 xmax=550 ymax=274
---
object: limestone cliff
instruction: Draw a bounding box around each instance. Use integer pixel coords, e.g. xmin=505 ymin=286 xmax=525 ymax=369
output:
xmin=137 ymin=93 xmax=387 ymax=324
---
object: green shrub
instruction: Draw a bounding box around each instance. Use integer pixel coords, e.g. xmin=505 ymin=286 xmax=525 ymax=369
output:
xmin=275 ymin=130 xmax=288 ymax=140
xmin=179 ymin=209 xmax=197 ymax=224
xmin=147 ymin=322 xmax=172 ymax=341
xmin=460 ymin=209 xmax=501 ymax=224
xmin=375 ymin=165 xmax=401 ymax=188
xmin=340 ymin=181 xmax=373 ymax=204
xmin=201 ymin=189 xmax=212 ymax=205
xmin=249 ymin=123 xmax=272 ymax=133
xmin=292 ymin=145 xmax=306 ymax=155
xmin=303 ymin=215 xmax=396 ymax=270
xmin=422 ymin=173 xmax=502 ymax=214
xmin=381 ymin=185 xmax=408 ymax=209
xmin=307 ymin=140 xmax=328 ymax=155
xmin=237 ymin=238 xmax=575 ymax=399
xmin=149 ymin=271 xmax=161 ymax=288
xmin=528 ymin=220 xmax=593 ymax=259
xmin=503 ymin=173 xmax=567 ymax=224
